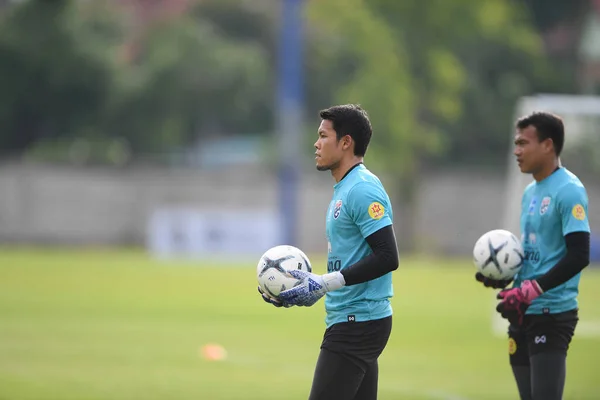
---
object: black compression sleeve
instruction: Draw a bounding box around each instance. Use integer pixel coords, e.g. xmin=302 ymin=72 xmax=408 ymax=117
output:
xmin=339 ymin=225 xmax=399 ymax=286
xmin=536 ymin=231 xmax=590 ymax=292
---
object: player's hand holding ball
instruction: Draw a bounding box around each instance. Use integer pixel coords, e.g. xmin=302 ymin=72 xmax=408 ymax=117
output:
xmin=278 ymin=270 xmax=345 ymax=307
xmin=472 ymin=229 xmax=524 ymax=289
xmin=256 ymin=245 xmax=314 ymax=308
xmin=474 ymin=272 xmax=513 ymax=289
xmin=472 ymin=229 xmax=542 ymax=325
xmin=257 ymin=285 xmax=289 ymax=307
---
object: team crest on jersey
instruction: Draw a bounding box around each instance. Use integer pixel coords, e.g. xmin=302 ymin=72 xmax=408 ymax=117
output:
xmin=368 ymin=202 xmax=385 ymax=220
xmin=333 ymin=200 xmax=342 ymax=219
xmin=572 ymin=204 xmax=586 ymax=221
xmin=539 ymin=196 xmax=551 ymax=215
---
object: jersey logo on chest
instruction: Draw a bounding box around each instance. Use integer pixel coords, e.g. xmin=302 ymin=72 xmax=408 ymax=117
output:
xmin=333 ymin=200 xmax=342 ymax=219
xmin=539 ymin=196 xmax=551 ymax=215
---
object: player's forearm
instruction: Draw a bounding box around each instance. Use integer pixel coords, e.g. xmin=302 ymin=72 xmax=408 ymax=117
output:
xmin=340 ymin=225 xmax=399 ymax=286
xmin=536 ymin=231 xmax=590 ymax=292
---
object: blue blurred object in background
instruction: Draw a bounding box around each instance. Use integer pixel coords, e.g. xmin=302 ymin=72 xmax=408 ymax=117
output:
xmin=591 ymin=233 xmax=600 ymax=264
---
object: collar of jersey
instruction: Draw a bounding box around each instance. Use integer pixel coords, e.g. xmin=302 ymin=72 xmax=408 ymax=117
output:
xmin=535 ymin=166 xmax=563 ymax=187
xmin=334 ymin=163 xmax=364 ymax=188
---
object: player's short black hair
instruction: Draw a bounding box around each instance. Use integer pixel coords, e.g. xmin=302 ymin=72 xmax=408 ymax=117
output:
xmin=516 ymin=111 xmax=565 ymax=156
xmin=319 ymin=104 xmax=372 ymax=156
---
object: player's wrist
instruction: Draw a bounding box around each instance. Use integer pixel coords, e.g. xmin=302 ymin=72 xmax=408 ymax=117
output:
xmin=521 ymin=279 xmax=543 ymax=302
xmin=322 ymin=271 xmax=345 ymax=292
xmin=523 ymin=279 xmax=543 ymax=294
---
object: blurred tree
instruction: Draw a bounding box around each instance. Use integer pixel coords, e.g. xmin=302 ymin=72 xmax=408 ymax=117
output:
xmin=192 ymin=0 xmax=277 ymax=55
xmin=103 ymin=0 xmax=275 ymax=154
xmin=366 ymin=0 xmax=558 ymax=167
xmin=191 ymin=0 xmax=277 ymax=135
xmin=0 ymin=0 xmax=116 ymax=154
xmin=107 ymin=15 xmax=271 ymax=153
xmin=0 ymin=0 xmax=277 ymax=158
xmin=520 ymin=0 xmax=589 ymax=34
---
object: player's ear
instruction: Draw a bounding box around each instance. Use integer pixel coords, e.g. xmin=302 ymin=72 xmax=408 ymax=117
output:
xmin=543 ymin=138 xmax=554 ymax=154
xmin=342 ymin=135 xmax=352 ymax=150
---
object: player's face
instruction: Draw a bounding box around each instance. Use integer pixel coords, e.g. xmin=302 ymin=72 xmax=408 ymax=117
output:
xmin=314 ymin=119 xmax=344 ymax=171
xmin=514 ymin=126 xmax=551 ymax=174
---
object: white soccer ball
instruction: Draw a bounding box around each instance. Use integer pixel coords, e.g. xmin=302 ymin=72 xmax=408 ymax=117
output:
xmin=256 ymin=245 xmax=312 ymax=298
xmin=473 ymin=229 xmax=524 ymax=280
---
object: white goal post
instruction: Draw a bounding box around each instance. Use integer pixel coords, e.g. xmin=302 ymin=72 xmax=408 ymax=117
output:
xmin=493 ymin=94 xmax=600 ymax=337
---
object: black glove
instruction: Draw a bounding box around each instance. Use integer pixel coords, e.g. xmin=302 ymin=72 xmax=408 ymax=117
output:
xmin=475 ymin=272 xmax=513 ymax=289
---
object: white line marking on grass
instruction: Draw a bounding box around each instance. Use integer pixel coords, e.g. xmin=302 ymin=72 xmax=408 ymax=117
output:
xmin=576 ymin=321 xmax=600 ymax=337
xmin=426 ymin=390 xmax=471 ymax=400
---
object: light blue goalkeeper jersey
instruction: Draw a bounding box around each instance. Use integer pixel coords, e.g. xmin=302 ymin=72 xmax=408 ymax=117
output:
xmin=324 ymin=163 xmax=394 ymax=327
xmin=515 ymin=167 xmax=591 ymax=314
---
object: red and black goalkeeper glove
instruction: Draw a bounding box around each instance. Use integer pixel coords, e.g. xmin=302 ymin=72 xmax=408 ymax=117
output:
xmin=496 ymin=280 xmax=543 ymax=325
xmin=475 ymin=272 xmax=513 ymax=289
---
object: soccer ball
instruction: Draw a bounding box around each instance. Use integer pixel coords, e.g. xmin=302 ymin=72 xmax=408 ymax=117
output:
xmin=256 ymin=245 xmax=312 ymax=298
xmin=473 ymin=229 xmax=524 ymax=280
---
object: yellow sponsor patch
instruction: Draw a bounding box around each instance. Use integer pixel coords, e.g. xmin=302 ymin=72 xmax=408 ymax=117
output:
xmin=572 ymin=204 xmax=586 ymax=221
xmin=508 ymin=338 xmax=517 ymax=355
xmin=368 ymin=202 xmax=385 ymax=220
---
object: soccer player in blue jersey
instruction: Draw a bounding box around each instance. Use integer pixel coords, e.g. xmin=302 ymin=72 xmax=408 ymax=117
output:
xmin=258 ymin=104 xmax=399 ymax=400
xmin=476 ymin=112 xmax=591 ymax=400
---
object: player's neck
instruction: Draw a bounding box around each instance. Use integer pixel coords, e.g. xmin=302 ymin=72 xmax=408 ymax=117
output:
xmin=332 ymin=157 xmax=364 ymax=183
xmin=533 ymin=159 xmax=560 ymax=182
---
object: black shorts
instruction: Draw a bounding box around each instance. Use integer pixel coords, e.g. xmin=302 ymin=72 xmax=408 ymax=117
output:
xmin=508 ymin=309 xmax=579 ymax=366
xmin=321 ymin=316 xmax=392 ymax=371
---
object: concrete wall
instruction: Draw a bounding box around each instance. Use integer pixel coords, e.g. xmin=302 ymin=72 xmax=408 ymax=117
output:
xmin=0 ymin=163 xmax=598 ymax=255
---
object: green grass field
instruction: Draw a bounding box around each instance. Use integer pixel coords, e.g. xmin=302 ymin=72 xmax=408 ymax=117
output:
xmin=0 ymin=248 xmax=599 ymax=400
